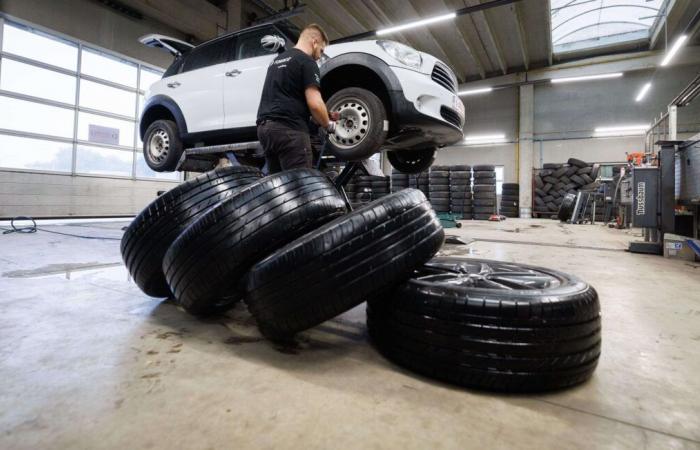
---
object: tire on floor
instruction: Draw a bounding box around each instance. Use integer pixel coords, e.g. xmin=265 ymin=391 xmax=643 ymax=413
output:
xmin=245 ymin=189 xmax=445 ymax=339
xmin=367 ymin=257 xmax=601 ymax=392
xmin=162 ymin=168 xmax=347 ymax=316
xmin=121 ymin=166 xmax=262 ymax=297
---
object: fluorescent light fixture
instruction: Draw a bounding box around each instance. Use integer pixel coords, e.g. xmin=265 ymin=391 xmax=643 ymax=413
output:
xmin=458 ymin=87 xmax=493 ymax=96
xmin=551 ymin=72 xmax=623 ymax=84
xmin=635 ymin=82 xmax=652 ymax=102
xmin=463 ymin=134 xmax=506 ymax=144
xmin=660 ymin=35 xmax=688 ymax=67
xmin=594 ymin=124 xmax=649 ymax=137
xmin=376 ymin=12 xmax=456 ymax=36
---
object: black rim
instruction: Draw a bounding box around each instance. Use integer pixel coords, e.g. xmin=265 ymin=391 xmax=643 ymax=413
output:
xmin=416 ymin=260 xmax=563 ymax=290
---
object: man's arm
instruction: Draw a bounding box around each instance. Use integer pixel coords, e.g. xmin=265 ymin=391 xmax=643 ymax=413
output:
xmin=305 ymin=86 xmax=331 ymax=129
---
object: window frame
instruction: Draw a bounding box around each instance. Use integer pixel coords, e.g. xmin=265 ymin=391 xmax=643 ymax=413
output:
xmin=233 ymin=25 xmax=280 ymax=61
xmin=0 ymin=13 xmax=181 ymax=182
xmin=181 ymin=35 xmax=235 ymax=73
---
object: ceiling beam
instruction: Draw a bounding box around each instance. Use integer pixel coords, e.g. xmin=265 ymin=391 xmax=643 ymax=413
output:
xmin=544 ymin=0 xmax=554 ymax=65
xmin=465 ymin=0 xmax=507 ymax=75
xmin=512 ymin=2 xmax=529 ymax=70
xmin=330 ymin=0 xmax=413 ymax=47
xmin=304 ymin=0 xmax=367 ymax=37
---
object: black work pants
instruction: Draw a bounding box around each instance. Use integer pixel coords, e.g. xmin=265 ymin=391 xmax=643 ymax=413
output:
xmin=257 ymin=120 xmax=312 ymax=174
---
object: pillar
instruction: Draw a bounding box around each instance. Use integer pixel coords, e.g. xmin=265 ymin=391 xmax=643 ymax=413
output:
xmin=518 ymin=84 xmax=534 ymax=218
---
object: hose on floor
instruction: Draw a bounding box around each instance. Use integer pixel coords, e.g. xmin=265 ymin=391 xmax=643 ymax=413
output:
xmin=1 ymin=216 xmax=122 ymax=241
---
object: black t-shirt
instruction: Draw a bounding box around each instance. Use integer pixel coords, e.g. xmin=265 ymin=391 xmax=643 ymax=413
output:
xmin=256 ymin=48 xmax=321 ymax=132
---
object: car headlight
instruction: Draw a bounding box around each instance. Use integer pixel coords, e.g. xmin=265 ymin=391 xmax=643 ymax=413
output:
xmin=377 ymin=40 xmax=422 ymax=70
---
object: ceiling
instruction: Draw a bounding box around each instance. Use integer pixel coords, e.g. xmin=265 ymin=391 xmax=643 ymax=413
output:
xmin=109 ymin=0 xmax=700 ymax=83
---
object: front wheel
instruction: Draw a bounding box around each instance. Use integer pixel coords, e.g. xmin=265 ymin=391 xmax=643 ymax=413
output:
xmin=143 ymin=119 xmax=184 ymax=172
xmin=326 ymin=87 xmax=387 ymax=161
xmin=387 ymin=148 xmax=436 ymax=174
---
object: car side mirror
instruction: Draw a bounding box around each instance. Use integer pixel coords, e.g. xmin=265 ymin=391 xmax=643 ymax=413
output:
xmin=261 ymin=35 xmax=286 ymax=53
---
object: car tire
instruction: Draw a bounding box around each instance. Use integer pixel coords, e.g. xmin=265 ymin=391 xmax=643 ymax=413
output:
xmin=162 ymin=169 xmax=347 ymax=316
xmin=558 ymin=193 xmax=576 ymax=222
xmin=367 ymin=257 xmax=601 ymax=392
xmin=387 ymin=148 xmax=437 ymax=174
xmin=326 ymin=87 xmax=388 ymax=161
xmin=143 ymin=119 xmax=185 ymax=172
xmin=245 ymin=189 xmax=444 ymax=338
xmin=120 ymin=166 xmax=262 ymax=298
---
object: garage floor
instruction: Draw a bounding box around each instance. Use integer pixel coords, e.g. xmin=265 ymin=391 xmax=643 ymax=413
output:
xmin=1 ymin=218 xmax=699 ymax=449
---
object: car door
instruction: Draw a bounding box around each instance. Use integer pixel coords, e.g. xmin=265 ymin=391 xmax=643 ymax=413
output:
xmin=222 ymin=27 xmax=288 ymax=130
xmin=159 ymin=37 xmax=232 ymax=133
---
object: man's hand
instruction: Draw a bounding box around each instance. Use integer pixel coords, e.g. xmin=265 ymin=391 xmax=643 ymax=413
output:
xmin=326 ymin=121 xmax=337 ymax=134
xmin=329 ymin=111 xmax=340 ymax=121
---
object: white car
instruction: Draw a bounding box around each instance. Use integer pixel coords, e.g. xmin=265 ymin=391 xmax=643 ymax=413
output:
xmin=139 ymin=23 xmax=465 ymax=173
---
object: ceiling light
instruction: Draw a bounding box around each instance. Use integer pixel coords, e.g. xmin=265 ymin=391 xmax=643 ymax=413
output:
xmin=635 ymin=83 xmax=652 ymax=102
xmin=376 ymin=12 xmax=456 ymax=36
xmin=660 ymin=35 xmax=688 ymax=67
xmin=463 ymin=134 xmax=506 ymax=144
xmin=458 ymin=87 xmax=493 ymax=96
xmin=551 ymin=72 xmax=623 ymax=84
xmin=594 ymin=125 xmax=649 ymax=137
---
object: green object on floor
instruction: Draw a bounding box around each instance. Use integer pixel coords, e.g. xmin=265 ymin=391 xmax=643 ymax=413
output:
xmin=437 ymin=212 xmax=462 ymax=228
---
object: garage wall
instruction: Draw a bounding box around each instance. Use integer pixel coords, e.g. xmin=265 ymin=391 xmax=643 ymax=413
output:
xmin=0 ymin=4 xmax=186 ymax=218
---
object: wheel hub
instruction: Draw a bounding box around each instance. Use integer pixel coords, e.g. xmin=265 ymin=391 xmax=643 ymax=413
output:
xmin=329 ymin=98 xmax=370 ymax=149
xmin=418 ymin=260 xmax=562 ymax=290
xmin=148 ymin=129 xmax=170 ymax=162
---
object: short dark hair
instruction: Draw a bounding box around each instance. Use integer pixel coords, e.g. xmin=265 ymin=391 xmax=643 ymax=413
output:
xmin=302 ymin=23 xmax=329 ymax=45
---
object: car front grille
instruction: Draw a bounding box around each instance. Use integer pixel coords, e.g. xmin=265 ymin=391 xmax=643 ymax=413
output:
xmin=431 ymin=62 xmax=457 ymax=93
xmin=440 ymin=106 xmax=462 ymax=128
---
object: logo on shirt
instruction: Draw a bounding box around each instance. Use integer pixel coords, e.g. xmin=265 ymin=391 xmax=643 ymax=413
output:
xmin=315 ymin=73 xmax=320 ymax=83
xmin=274 ymin=56 xmax=292 ymax=65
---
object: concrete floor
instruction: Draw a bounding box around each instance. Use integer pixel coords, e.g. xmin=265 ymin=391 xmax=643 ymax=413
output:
xmin=1 ymin=218 xmax=699 ymax=449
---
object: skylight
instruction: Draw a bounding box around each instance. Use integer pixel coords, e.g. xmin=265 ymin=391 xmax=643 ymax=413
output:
xmin=551 ymin=0 xmax=666 ymax=54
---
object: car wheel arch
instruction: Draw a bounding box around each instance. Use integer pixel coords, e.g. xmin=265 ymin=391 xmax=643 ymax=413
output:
xmin=140 ymin=95 xmax=188 ymax=140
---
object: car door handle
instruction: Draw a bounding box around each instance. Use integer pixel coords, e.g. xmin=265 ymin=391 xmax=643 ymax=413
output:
xmin=226 ymin=69 xmax=241 ymax=77
xmin=166 ymin=81 xmax=181 ymax=88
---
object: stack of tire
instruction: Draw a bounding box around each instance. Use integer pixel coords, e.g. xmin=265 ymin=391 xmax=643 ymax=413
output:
xmin=533 ymin=158 xmax=600 ymax=218
xmin=370 ymin=176 xmax=390 ymax=200
xmin=367 ymin=257 xmax=602 ymax=392
xmin=409 ymin=171 xmax=430 ymax=198
xmin=391 ymin=169 xmax=409 ymax=193
xmin=428 ymin=166 xmax=450 ymax=213
xmin=354 ymin=175 xmax=374 ymax=206
xmin=122 ymin=166 xmax=445 ymax=336
xmin=344 ymin=176 xmax=356 ymax=205
xmin=449 ymin=165 xmax=472 ymax=219
xmin=500 ymin=183 xmax=519 ymax=218
xmin=472 ymin=164 xmax=497 ymax=220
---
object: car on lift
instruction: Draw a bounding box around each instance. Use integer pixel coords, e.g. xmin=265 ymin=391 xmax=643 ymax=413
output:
xmin=139 ymin=22 xmax=465 ymax=173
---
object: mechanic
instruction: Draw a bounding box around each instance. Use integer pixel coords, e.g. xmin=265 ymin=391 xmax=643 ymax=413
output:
xmin=256 ymin=24 xmax=339 ymax=174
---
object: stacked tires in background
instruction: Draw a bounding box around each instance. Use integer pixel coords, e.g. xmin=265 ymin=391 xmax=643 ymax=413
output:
xmin=533 ymin=158 xmax=600 ymax=218
xmin=347 ymin=174 xmax=390 ymax=208
xmin=428 ymin=165 xmax=450 ymax=213
xmin=500 ymin=183 xmax=519 ymax=218
xmin=449 ymin=165 xmax=472 ymax=219
xmin=391 ymin=169 xmax=409 ymax=193
xmin=409 ymin=171 xmax=430 ymax=199
xmin=472 ymin=164 xmax=497 ymax=220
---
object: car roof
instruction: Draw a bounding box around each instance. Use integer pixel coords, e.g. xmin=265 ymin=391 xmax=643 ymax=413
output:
xmin=194 ymin=22 xmax=299 ymax=49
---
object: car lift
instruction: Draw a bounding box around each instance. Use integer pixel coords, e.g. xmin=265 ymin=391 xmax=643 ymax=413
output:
xmin=175 ymin=138 xmax=384 ymax=211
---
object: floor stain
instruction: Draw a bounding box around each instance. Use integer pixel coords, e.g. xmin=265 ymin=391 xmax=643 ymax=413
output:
xmin=140 ymin=372 xmax=160 ymax=379
xmin=224 ymin=336 xmax=264 ymax=345
xmin=2 ymin=262 xmax=122 ymax=278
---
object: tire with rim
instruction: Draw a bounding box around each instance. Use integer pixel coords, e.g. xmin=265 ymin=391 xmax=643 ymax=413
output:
xmin=245 ymin=189 xmax=444 ymax=338
xmin=143 ymin=119 xmax=184 ymax=172
xmin=326 ymin=87 xmax=387 ymax=161
xmin=388 ymin=148 xmax=437 ymax=174
xmin=367 ymin=257 xmax=601 ymax=392
xmin=121 ymin=166 xmax=262 ymax=298
xmin=162 ymin=169 xmax=347 ymax=315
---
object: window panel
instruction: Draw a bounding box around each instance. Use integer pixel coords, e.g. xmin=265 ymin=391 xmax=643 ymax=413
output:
xmin=2 ymin=23 xmax=78 ymax=70
xmin=79 ymin=79 xmax=136 ymax=117
xmin=77 ymin=112 xmax=135 ymax=147
xmin=183 ymin=38 xmax=231 ymax=72
xmin=135 ymin=152 xmax=180 ymax=180
xmin=81 ymin=48 xmax=138 ymax=87
xmin=495 ymin=166 xmax=504 ymax=195
xmin=75 ymin=145 xmax=133 ymax=176
xmin=0 ymin=58 xmax=76 ymax=104
xmin=140 ymin=68 xmax=163 ymax=91
xmin=0 ymin=134 xmax=72 ymax=172
xmin=0 ymin=95 xmax=74 ymax=138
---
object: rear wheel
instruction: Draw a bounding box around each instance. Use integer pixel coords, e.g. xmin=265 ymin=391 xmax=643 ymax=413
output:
xmin=387 ymin=148 xmax=437 ymax=174
xmin=326 ymin=87 xmax=387 ymax=161
xmin=143 ymin=119 xmax=183 ymax=172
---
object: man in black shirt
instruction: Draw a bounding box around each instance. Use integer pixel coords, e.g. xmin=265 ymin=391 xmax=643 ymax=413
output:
xmin=256 ymin=24 xmax=338 ymax=173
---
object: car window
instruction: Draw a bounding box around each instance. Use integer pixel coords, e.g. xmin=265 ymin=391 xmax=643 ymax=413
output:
xmin=235 ymin=28 xmax=280 ymax=60
xmin=163 ymin=56 xmax=184 ymax=78
xmin=183 ymin=37 xmax=232 ymax=72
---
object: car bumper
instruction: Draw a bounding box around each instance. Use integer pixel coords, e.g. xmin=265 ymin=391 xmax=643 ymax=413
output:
xmin=385 ymin=66 xmax=465 ymax=151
